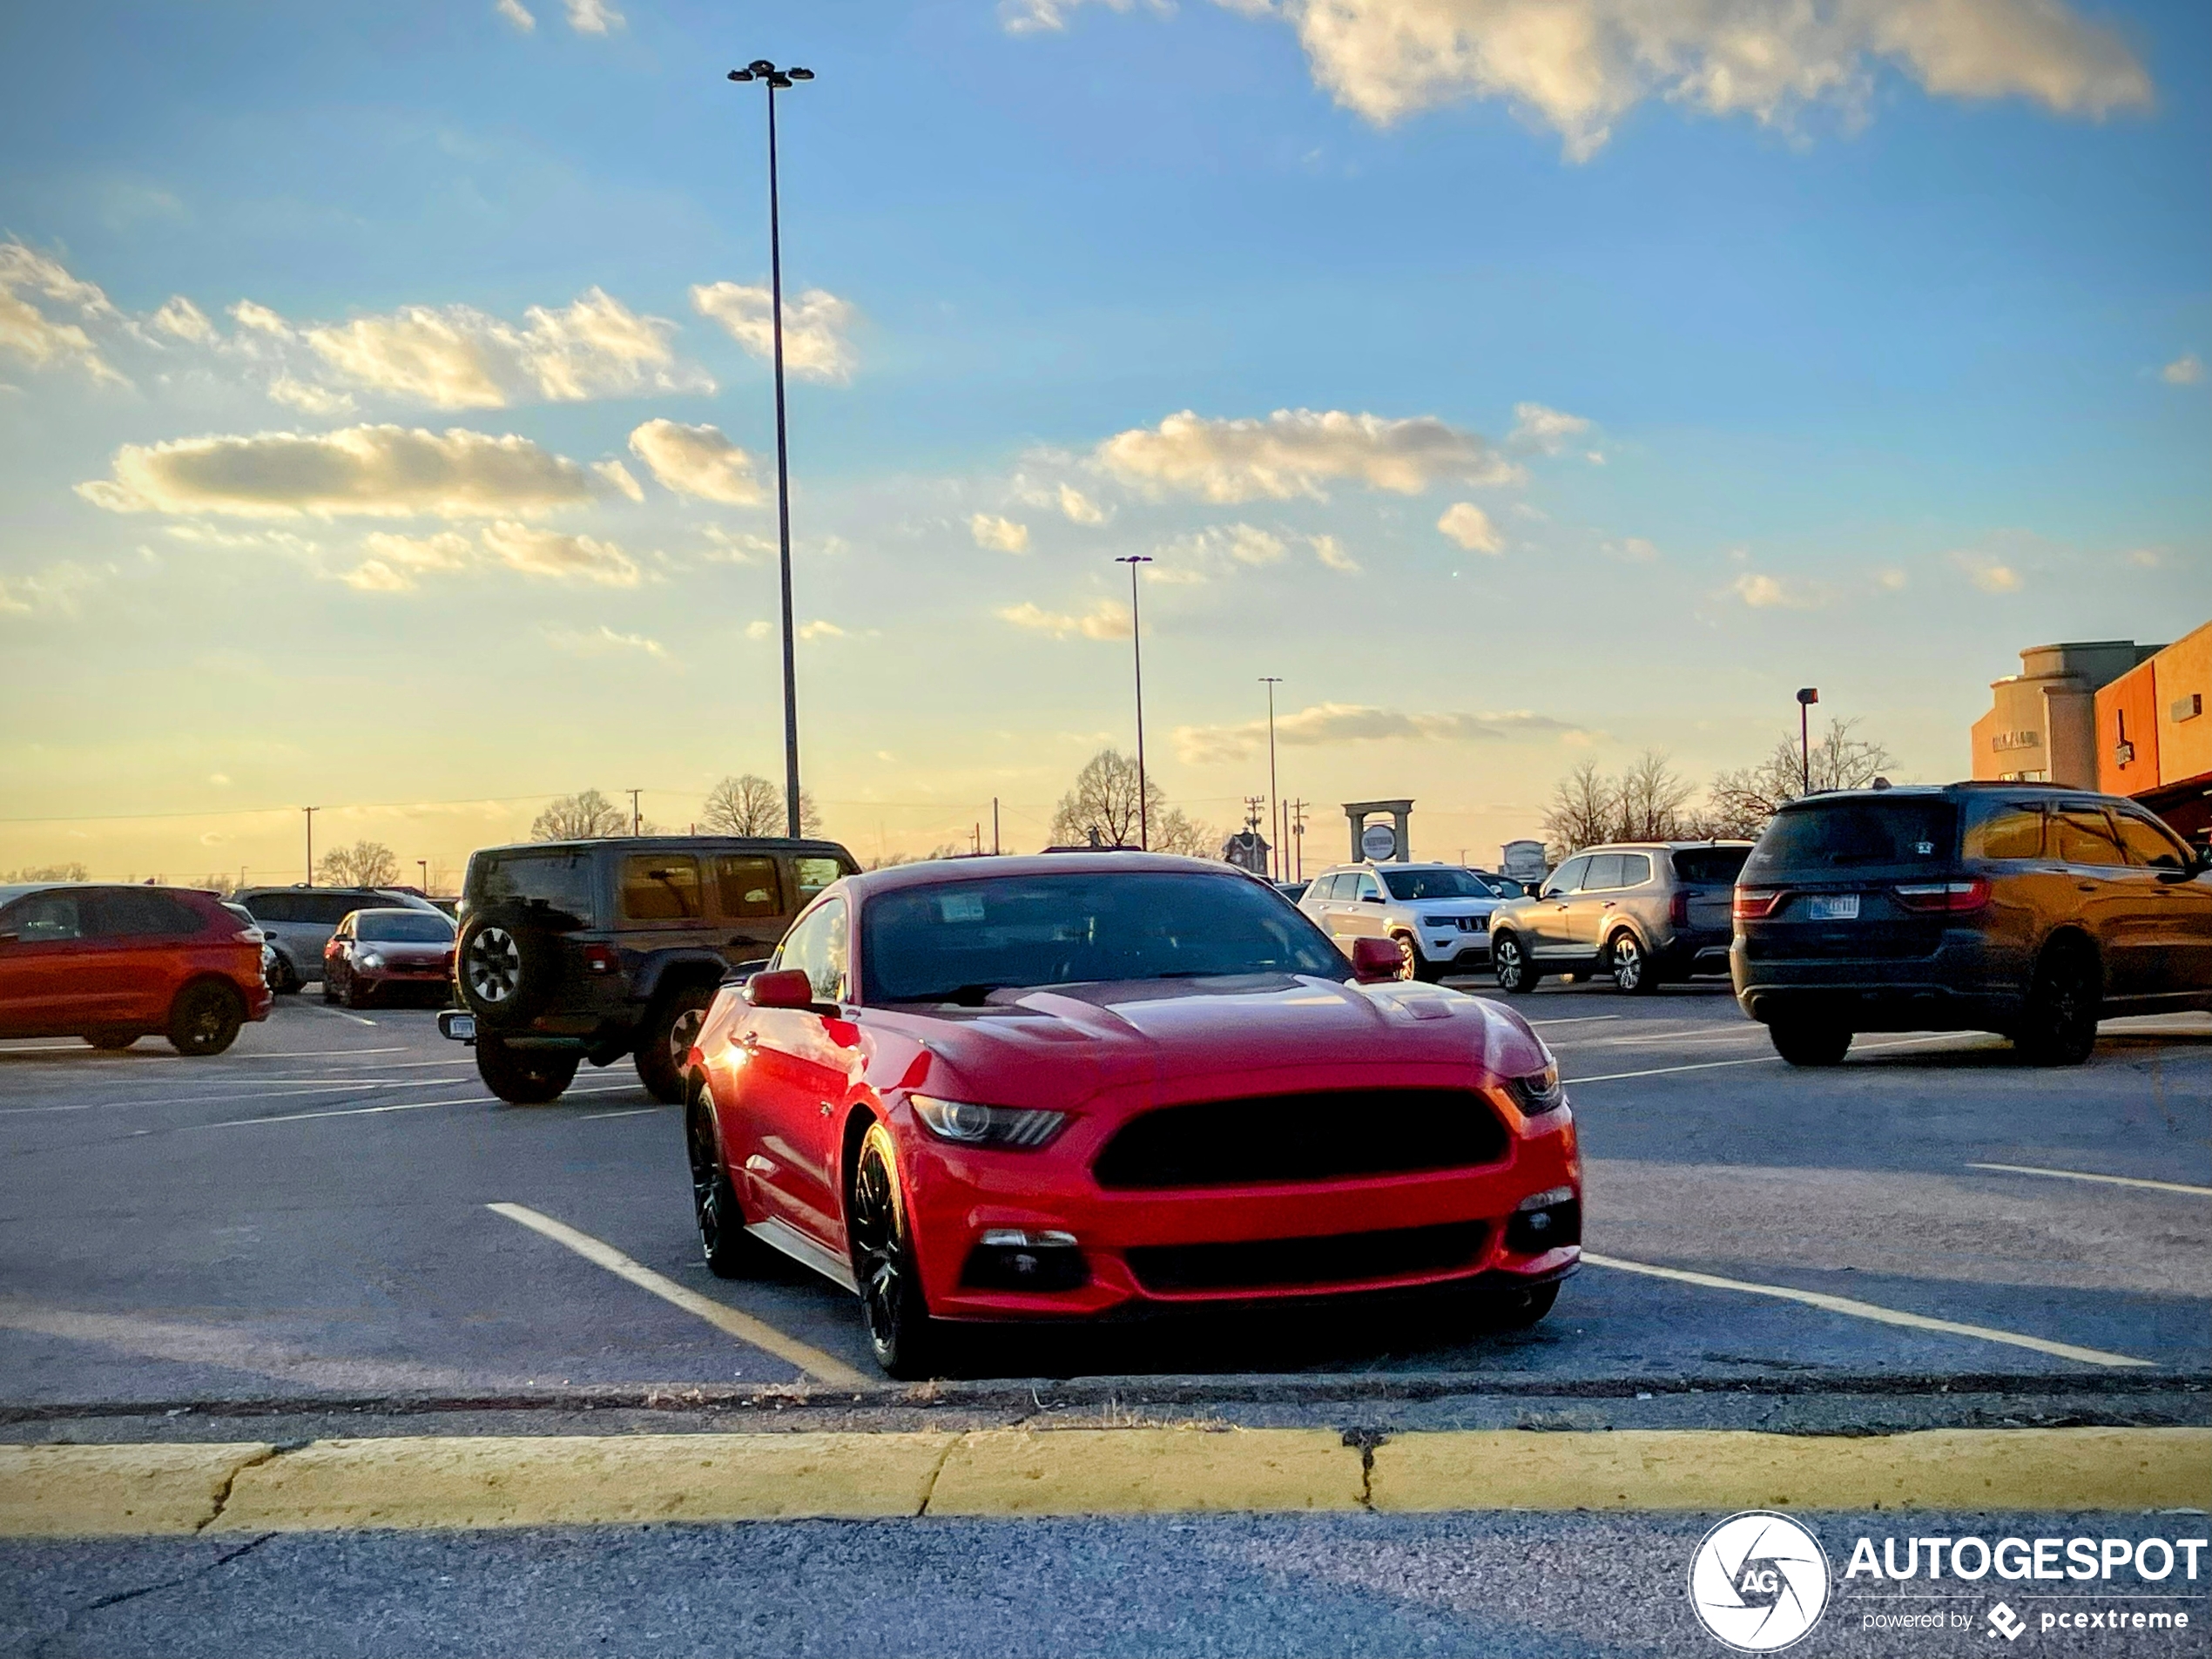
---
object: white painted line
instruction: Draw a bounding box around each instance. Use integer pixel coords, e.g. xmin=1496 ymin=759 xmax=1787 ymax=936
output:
xmin=1581 ymin=1251 xmax=2154 ymax=1369
xmin=231 ymin=1047 xmax=410 ymax=1062
xmin=1967 ymin=1163 xmax=2212 ymax=1197
xmin=1524 ymin=1015 xmax=1623 ymax=1028
xmin=1568 ymin=1033 xmax=1980 ymax=1084
xmin=311 ymin=1006 xmax=378 ymax=1028
xmin=199 ymin=1080 xmax=642 ymax=1129
xmin=579 ymin=1107 xmax=665 ymax=1121
xmin=486 ymin=1202 xmax=868 ymax=1386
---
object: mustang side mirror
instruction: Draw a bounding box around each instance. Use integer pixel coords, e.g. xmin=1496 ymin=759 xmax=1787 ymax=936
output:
xmin=1350 ymin=936 xmax=1403 ymax=983
xmin=745 ymin=968 xmax=816 ymax=1009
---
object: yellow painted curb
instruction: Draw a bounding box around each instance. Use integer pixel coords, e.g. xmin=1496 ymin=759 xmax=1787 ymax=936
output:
xmin=0 ymin=1442 xmax=273 ymax=1536
xmin=206 ymin=1432 xmax=960 ymax=1532
xmin=1370 ymin=1427 xmax=2212 ymax=1513
xmin=927 ymin=1427 xmax=1364 ymax=1516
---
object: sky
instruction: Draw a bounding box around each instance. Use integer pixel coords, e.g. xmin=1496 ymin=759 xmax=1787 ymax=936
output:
xmin=1 ymin=0 xmax=2206 ymax=885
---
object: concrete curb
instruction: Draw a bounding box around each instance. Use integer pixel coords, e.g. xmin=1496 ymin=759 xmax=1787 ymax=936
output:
xmin=3 ymin=1427 xmax=2205 ymax=1537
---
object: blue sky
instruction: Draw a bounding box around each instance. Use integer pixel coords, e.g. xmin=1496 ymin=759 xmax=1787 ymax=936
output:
xmin=1 ymin=0 xmax=2205 ymax=879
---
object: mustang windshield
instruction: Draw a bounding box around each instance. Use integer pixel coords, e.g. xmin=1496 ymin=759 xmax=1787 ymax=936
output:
xmin=862 ymin=872 xmax=1348 ymax=1003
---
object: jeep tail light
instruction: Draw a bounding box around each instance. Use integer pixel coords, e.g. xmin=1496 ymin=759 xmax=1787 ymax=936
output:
xmin=1893 ymin=877 xmax=1990 ymax=914
xmin=1732 ymin=887 xmax=1784 ymax=921
xmin=1669 ymin=890 xmax=1689 ymax=927
xmin=583 ymin=943 xmax=621 ymax=974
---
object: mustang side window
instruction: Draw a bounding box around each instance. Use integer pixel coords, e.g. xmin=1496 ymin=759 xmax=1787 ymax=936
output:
xmin=775 ymin=900 xmax=847 ymax=1004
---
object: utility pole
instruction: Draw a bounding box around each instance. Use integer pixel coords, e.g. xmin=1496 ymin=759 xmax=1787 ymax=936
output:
xmin=627 ymin=788 xmax=644 ymax=836
xmin=302 ymin=806 xmax=316 ymax=886
xmin=417 ymin=859 xmax=428 ymax=893
xmin=1259 ymin=677 xmax=1283 ymax=880
xmin=727 ymin=58 xmax=815 ymax=838
xmin=992 ymin=798 xmax=1000 ymax=856
xmin=1289 ymin=799 xmax=1307 ymax=880
xmin=1796 ymin=687 xmax=1820 ymax=795
xmin=1114 ymin=555 xmax=1153 ymax=848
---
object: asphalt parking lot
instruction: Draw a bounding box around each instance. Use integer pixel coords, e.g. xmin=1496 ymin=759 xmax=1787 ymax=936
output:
xmin=2 ymin=976 xmax=2205 ymax=1406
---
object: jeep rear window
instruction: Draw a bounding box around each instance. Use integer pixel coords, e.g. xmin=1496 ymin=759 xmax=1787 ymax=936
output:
xmin=1671 ymin=847 xmax=1750 ymax=884
xmin=478 ymin=853 xmax=598 ymax=925
xmin=1745 ymin=799 xmax=1958 ymax=874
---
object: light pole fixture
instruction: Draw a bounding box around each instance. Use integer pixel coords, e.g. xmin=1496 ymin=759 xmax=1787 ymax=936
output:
xmin=1259 ymin=677 xmax=1283 ymax=880
xmin=1796 ymin=687 xmax=1819 ymax=795
xmin=1114 ymin=555 xmax=1152 ymax=849
xmin=727 ymin=57 xmax=815 ymax=839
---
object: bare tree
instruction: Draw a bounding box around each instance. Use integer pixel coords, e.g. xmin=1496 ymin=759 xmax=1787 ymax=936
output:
xmin=1151 ymin=807 xmax=1219 ymax=859
xmin=1046 ymin=750 xmax=1218 ymax=856
xmin=3 ymin=862 xmax=88 ymax=882
xmin=317 ymin=840 xmax=401 ymax=887
xmin=863 ymin=843 xmax=966 ymax=870
xmin=703 ymin=774 xmax=821 ymax=838
xmin=1540 ymin=760 xmax=1617 ymax=860
xmin=1615 ymin=750 xmax=1696 ymax=841
xmin=530 ymin=789 xmax=627 ymax=841
xmin=183 ymin=872 xmax=238 ymax=896
xmin=1703 ymin=718 xmax=1898 ymax=839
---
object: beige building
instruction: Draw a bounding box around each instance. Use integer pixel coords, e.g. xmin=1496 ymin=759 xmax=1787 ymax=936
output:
xmin=1969 ymin=640 xmax=2162 ymax=788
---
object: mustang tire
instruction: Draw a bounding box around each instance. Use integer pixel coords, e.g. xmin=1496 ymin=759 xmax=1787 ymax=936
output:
xmin=849 ymin=1121 xmax=944 ymax=1380
xmin=687 ymin=1081 xmax=768 ymax=1278
xmin=167 ymin=981 xmax=245 ymax=1057
xmin=635 ymin=984 xmax=716 ymax=1103
xmin=474 ymin=1034 xmax=578 ymax=1104
xmin=1492 ymin=933 xmax=1541 ymax=995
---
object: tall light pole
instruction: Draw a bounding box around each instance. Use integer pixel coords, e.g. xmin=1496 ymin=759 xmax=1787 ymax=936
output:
xmin=1114 ymin=555 xmax=1152 ymax=849
xmin=728 ymin=58 xmax=814 ymax=839
xmin=1259 ymin=677 xmax=1283 ymax=880
xmin=1796 ymin=687 xmax=1819 ymax=795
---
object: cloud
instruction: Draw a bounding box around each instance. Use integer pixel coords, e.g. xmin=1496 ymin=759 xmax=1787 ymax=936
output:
xmin=360 ymin=529 xmax=476 ymax=575
xmin=1728 ymin=570 xmax=1823 ymax=608
xmin=150 ymin=296 xmax=214 ymax=344
xmin=479 ymin=521 xmax=640 ymax=585
xmin=969 ymin=512 xmax=1031 ymax=554
xmin=1952 ymin=551 xmax=2022 ymax=593
xmin=496 ymin=0 xmax=536 ymax=28
xmin=230 ymin=300 xmax=291 ymax=337
xmin=268 ymin=374 xmax=357 ymax=416
xmin=0 ymin=242 xmax=125 ymax=382
xmin=1238 ymin=0 xmax=2152 ymax=160
xmin=339 ymin=559 xmax=416 ymax=593
xmin=1002 ymin=0 xmax=1164 ymax=33
xmin=564 ymin=0 xmax=623 ymax=30
xmin=1874 ymin=566 xmax=1908 ymax=590
xmin=1312 ymin=532 xmax=1361 ymax=572
xmin=0 ymin=561 xmax=105 ymax=618
xmin=295 ymin=287 xmax=693 ymax=410
xmin=702 ymin=524 xmax=775 ymax=563
xmin=1507 ymin=401 xmax=1592 ymax=453
xmin=995 ymin=598 xmax=1131 ymax=640
xmin=798 ymin=618 xmax=847 ymax=642
xmin=1097 ymin=407 xmax=1517 ymax=502
xmin=1613 ymin=536 xmax=1659 ymax=563
xmin=593 ymin=459 xmax=644 ymax=502
xmin=1159 ymin=522 xmax=1289 ymax=571
xmin=627 ymin=419 xmax=762 ymax=505
xmin=1174 ymin=701 xmax=1584 ymax=763
xmin=1056 ymin=483 xmax=1108 ymax=525
xmin=78 ymin=424 xmax=603 ymax=520
xmin=545 ymin=624 xmax=664 ymax=659
xmin=1437 ymin=501 xmax=1503 ymax=553
xmin=744 ymin=619 xmax=773 ymax=641
xmin=691 ymin=283 xmax=858 ymax=383
xmin=2162 ymin=352 xmax=2203 ymax=387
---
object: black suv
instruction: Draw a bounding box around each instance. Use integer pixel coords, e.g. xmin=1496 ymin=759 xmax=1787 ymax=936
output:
xmin=1731 ymin=783 xmax=2212 ymax=1067
xmin=438 ymin=836 xmax=859 ymax=1103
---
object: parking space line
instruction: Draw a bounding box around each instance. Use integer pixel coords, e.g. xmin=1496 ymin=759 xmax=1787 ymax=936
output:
xmin=1967 ymin=1162 xmax=2211 ymax=1197
xmin=1524 ymin=1015 xmax=1622 ymax=1028
xmin=579 ymin=1107 xmax=664 ymax=1121
xmin=231 ymin=1047 xmax=409 ymax=1061
xmin=199 ymin=1080 xmax=643 ymax=1129
xmin=312 ymin=1006 xmax=378 ymax=1028
xmin=486 ymin=1202 xmax=868 ymax=1386
xmin=1582 ymin=1251 xmax=2153 ymax=1368
xmin=1568 ymin=1033 xmax=1978 ymax=1084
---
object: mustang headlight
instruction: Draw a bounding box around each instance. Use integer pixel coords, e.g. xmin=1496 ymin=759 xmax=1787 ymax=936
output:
xmin=1507 ymin=1062 xmax=1566 ymax=1117
xmin=910 ymin=1094 xmax=1069 ymax=1150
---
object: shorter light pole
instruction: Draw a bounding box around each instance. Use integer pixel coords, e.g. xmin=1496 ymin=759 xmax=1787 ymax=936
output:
xmin=417 ymin=859 xmax=428 ymax=893
xmin=1114 ymin=556 xmax=1153 ymax=848
xmin=1796 ymin=688 xmax=1820 ymax=795
xmin=627 ymin=788 xmax=644 ymax=836
xmin=1259 ymin=677 xmax=1283 ymax=880
xmin=303 ymin=806 xmax=317 ymax=886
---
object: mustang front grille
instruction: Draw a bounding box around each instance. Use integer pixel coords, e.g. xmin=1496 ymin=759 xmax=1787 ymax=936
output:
xmin=1092 ymin=1089 xmax=1509 ymax=1190
xmin=1125 ymin=1220 xmax=1490 ymax=1293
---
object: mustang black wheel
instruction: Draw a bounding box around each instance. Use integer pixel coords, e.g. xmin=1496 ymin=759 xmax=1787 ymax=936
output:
xmin=1492 ymin=933 xmax=1540 ymax=995
xmin=636 ymin=985 xmax=715 ymax=1103
xmin=474 ymin=1034 xmax=577 ymax=1104
xmin=167 ymin=981 xmax=245 ymax=1057
xmin=687 ymin=1081 xmax=764 ymax=1278
xmin=1608 ymin=932 xmax=1655 ymax=995
xmin=848 ymin=1121 xmax=941 ymax=1379
xmin=2017 ymin=940 xmax=2100 ymax=1067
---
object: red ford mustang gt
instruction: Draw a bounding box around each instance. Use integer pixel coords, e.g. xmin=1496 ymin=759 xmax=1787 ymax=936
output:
xmin=681 ymin=853 xmax=1581 ymax=1378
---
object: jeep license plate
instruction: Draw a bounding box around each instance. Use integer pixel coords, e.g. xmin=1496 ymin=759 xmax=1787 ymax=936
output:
xmin=444 ymin=1013 xmax=476 ymax=1041
xmin=1807 ymin=894 xmax=1860 ymax=921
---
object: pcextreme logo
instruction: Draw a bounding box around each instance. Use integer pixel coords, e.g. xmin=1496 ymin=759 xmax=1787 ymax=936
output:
xmin=1688 ymin=1511 xmax=1833 ymax=1652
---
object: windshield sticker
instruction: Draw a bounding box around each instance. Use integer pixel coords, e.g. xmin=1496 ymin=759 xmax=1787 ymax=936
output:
xmin=938 ymin=892 xmax=987 ymax=923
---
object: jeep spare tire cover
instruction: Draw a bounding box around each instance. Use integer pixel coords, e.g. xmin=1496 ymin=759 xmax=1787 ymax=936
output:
xmin=455 ymin=904 xmax=569 ymax=1023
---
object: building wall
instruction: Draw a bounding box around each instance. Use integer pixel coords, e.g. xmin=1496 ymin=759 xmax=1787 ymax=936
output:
xmin=2096 ymin=657 xmax=2161 ymax=797
xmin=1973 ymin=640 xmax=2162 ymax=788
xmin=2153 ymin=621 xmax=2211 ymax=787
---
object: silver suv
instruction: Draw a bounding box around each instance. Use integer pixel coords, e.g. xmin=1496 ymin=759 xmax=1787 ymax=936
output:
xmin=1488 ymin=841 xmax=1751 ymax=995
xmin=233 ymin=886 xmax=443 ymax=994
xmin=1298 ymin=862 xmax=1507 ymax=981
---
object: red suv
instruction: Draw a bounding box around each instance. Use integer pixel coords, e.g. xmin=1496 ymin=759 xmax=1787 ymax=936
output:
xmin=0 ymin=884 xmax=273 ymax=1055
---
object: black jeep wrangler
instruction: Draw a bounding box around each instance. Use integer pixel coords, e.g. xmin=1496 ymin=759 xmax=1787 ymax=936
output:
xmin=437 ymin=835 xmax=859 ymax=1104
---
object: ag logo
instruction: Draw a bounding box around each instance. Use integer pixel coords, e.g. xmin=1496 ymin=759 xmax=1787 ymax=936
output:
xmin=1688 ymin=1511 xmax=1831 ymax=1652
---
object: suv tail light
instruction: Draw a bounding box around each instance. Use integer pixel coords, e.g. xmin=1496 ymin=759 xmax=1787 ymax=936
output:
xmin=1893 ymin=877 xmax=1991 ymax=914
xmin=1733 ymin=887 xmax=1784 ymax=921
xmin=582 ymin=943 xmax=621 ymax=974
xmin=1669 ymin=890 xmax=1690 ymax=927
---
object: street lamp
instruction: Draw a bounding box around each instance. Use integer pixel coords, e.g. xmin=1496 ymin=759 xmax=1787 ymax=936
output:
xmin=1797 ymin=687 xmax=1819 ymax=795
xmin=727 ymin=58 xmax=815 ymax=839
xmin=1259 ymin=677 xmax=1283 ymax=880
xmin=1114 ymin=555 xmax=1152 ymax=849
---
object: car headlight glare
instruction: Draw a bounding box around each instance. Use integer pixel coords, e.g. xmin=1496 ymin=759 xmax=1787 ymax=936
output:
xmin=358 ymin=953 xmax=384 ymax=970
xmin=1507 ymin=1062 xmax=1566 ymax=1116
xmin=911 ymin=1094 xmax=1069 ymax=1150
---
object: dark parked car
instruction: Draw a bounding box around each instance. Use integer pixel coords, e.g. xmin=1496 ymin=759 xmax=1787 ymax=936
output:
xmin=1489 ymin=841 xmax=1752 ymax=994
xmin=439 ymin=835 xmax=860 ymax=1104
xmin=233 ymin=885 xmax=444 ymax=993
xmin=1731 ymin=783 xmax=2212 ymax=1066
xmin=0 ymin=883 xmax=273 ymax=1054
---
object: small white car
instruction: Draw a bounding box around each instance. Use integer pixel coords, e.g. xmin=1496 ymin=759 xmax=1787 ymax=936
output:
xmin=1299 ymin=862 xmax=1508 ymax=981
